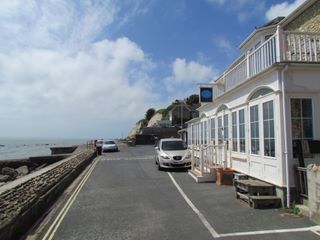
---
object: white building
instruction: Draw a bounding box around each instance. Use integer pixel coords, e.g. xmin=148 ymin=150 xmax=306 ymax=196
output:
xmin=187 ymin=0 xmax=320 ymax=205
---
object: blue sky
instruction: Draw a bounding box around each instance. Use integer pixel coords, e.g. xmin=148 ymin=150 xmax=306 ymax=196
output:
xmin=0 ymin=0 xmax=306 ymax=139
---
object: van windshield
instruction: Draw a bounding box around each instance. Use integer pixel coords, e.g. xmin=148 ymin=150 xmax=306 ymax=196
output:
xmin=162 ymin=141 xmax=187 ymax=150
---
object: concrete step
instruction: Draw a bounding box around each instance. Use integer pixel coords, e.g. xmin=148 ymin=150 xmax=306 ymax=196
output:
xmin=188 ymin=169 xmax=216 ymax=183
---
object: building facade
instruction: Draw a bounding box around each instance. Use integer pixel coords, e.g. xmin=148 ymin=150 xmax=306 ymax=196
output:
xmin=187 ymin=0 xmax=320 ymax=205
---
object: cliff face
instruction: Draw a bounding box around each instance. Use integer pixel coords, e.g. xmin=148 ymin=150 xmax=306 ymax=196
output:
xmin=127 ymin=113 xmax=163 ymax=138
xmin=127 ymin=121 xmax=143 ymax=139
xmin=147 ymin=113 xmax=163 ymax=127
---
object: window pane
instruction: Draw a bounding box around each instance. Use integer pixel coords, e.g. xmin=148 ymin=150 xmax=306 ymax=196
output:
xmin=303 ymin=119 xmax=313 ymax=138
xmin=263 ymin=103 xmax=268 ymax=119
xmin=291 ymin=99 xmax=301 ymax=118
xmin=218 ymin=116 xmax=223 ymax=143
xmin=269 ymin=102 xmax=274 ymax=119
xmin=302 ymin=99 xmax=312 ymax=118
xmin=270 ymin=121 xmax=274 ymax=138
xmin=255 ymin=123 xmax=259 ymax=138
xmin=291 ymin=119 xmax=302 ymax=139
xmin=250 ymin=105 xmax=259 ymax=155
xmin=224 ymin=114 xmax=228 ymax=140
xmin=270 ymin=139 xmax=275 ymax=157
xmin=264 ymin=121 xmax=269 ymax=138
xmin=239 ymin=110 xmax=244 ymax=123
xmin=240 ymin=139 xmax=245 ymax=152
xmin=251 ymin=123 xmax=255 ymax=137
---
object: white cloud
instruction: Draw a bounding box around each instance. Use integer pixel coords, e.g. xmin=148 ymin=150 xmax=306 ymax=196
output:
xmin=213 ymin=36 xmax=237 ymax=58
xmin=164 ymin=58 xmax=217 ymax=99
xmin=0 ymin=38 xmax=158 ymax=138
xmin=205 ymin=0 xmax=266 ymax=23
xmin=0 ymin=0 xmax=159 ymax=138
xmin=266 ymin=0 xmax=306 ymax=21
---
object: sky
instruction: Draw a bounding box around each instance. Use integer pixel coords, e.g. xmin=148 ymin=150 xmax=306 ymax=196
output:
xmin=0 ymin=0 xmax=306 ymax=139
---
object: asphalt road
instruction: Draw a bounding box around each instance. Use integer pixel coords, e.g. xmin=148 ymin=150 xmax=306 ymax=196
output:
xmin=44 ymin=145 xmax=319 ymax=240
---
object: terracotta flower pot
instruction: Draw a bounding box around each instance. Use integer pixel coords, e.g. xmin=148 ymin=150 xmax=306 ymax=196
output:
xmin=216 ymin=167 xmax=233 ymax=185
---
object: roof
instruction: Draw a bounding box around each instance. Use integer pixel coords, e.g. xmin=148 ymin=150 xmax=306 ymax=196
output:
xmin=258 ymin=17 xmax=285 ymax=29
xmin=279 ymin=0 xmax=318 ymax=28
xmin=240 ymin=0 xmax=318 ymax=50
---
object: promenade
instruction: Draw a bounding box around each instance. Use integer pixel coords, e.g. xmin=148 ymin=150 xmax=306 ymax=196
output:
xmin=31 ymin=145 xmax=319 ymax=240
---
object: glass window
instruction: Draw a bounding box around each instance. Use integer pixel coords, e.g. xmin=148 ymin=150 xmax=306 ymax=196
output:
xmin=224 ymin=114 xmax=229 ymax=141
xmin=250 ymin=105 xmax=260 ymax=155
xmin=210 ymin=118 xmax=215 ymax=144
xmin=232 ymin=112 xmax=238 ymax=151
xmin=291 ymin=98 xmax=313 ymax=157
xmin=204 ymin=121 xmax=207 ymax=145
xmin=239 ymin=109 xmax=246 ymax=153
xmin=218 ymin=116 xmax=223 ymax=143
xmin=263 ymin=100 xmax=275 ymax=157
xmin=249 ymin=88 xmax=273 ymax=101
xmin=162 ymin=140 xmax=187 ymax=150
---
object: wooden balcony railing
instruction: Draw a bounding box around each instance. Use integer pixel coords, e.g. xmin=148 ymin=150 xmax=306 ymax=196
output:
xmin=212 ymin=28 xmax=320 ymax=100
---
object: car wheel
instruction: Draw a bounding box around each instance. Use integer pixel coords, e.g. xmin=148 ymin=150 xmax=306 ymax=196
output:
xmin=158 ymin=163 xmax=162 ymax=171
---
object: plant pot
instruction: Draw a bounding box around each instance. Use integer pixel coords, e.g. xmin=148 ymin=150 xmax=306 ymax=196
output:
xmin=216 ymin=167 xmax=233 ymax=185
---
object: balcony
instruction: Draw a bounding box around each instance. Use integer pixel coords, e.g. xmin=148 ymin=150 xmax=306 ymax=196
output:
xmin=212 ymin=28 xmax=320 ymax=99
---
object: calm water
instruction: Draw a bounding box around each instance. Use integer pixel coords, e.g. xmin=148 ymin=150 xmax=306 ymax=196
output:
xmin=0 ymin=138 xmax=88 ymax=160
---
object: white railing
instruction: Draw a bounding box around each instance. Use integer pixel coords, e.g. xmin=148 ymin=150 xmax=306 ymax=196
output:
xmin=285 ymin=31 xmax=320 ymax=62
xmin=212 ymin=30 xmax=320 ymax=100
xmin=224 ymin=57 xmax=247 ymax=91
xmin=247 ymin=33 xmax=278 ymax=78
xmin=190 ymin=145 xmax=200 ymax=171
xmin=191 ymin=144 xmax=227 ymax=176
xmin=212 ymin=84 xmax=224 ymax=99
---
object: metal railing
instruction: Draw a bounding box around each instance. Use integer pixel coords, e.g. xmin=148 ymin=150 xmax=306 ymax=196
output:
xmin=297 ymin=167 xmax=308 ymax=199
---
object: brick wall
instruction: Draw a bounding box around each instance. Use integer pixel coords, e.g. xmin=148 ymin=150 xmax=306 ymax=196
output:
xmin=284 ymin=1 xmax=320 ymax=32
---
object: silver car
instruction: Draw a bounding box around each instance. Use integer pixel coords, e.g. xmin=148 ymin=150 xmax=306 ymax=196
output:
xmin=155 ymin=138 xmax=191 ymax=170
xmin=102 ymin=140 xmax=119 ymax=152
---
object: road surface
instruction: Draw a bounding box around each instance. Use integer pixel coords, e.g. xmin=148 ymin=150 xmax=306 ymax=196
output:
xmin=40 ymin=145 xmax=319 ymax=240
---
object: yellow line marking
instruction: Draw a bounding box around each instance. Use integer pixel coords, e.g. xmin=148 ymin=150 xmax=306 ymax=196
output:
xmin=42 ymin=157 xmax=100 ymax=240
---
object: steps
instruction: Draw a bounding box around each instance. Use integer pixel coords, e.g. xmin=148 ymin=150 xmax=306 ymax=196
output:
xmin=188 ymin=167 xmax=216 ymax=183
xmin=234 ymin=178 xmax=281 ymax=209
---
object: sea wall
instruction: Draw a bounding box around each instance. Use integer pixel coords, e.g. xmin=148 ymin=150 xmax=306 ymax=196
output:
xmin=0 ymin=149 xmax=96 ymax=240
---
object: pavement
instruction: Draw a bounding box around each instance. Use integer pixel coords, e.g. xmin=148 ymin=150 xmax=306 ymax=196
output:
xmin=34 ymin=145 xmax=320 ymax=240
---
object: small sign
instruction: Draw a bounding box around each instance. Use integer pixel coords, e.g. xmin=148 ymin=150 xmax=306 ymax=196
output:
xmin=200 ymin=87 xmax=213 ymax=103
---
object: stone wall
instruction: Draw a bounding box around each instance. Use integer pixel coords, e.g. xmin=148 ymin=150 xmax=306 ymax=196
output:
xmin=0 ymin=150 xmax=96 ymax=240
xmin=307 ymin=164 xmax=320 ymax=224
xmin=284 ymin=1 xmax=320 ymax=32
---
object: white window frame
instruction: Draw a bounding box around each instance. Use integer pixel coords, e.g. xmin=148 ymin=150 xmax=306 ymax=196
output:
xmin=248 ymin=94 xmax=277 ymax=159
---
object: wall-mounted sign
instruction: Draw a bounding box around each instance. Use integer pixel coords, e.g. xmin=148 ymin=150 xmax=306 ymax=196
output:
xmin=200 ymin=87 xmax=213 ymax=103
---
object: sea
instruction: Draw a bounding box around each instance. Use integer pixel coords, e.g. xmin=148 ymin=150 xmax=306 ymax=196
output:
xmin=0 ymin=138 xmax=89 ymax=160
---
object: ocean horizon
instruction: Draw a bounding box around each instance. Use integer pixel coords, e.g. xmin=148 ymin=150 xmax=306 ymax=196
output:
xmin=0 ymin=137 xmax=89 ymax=160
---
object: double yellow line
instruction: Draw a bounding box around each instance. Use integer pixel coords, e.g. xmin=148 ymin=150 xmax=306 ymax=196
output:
xmin=42 ymin=157 xmax=100 ymax=240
